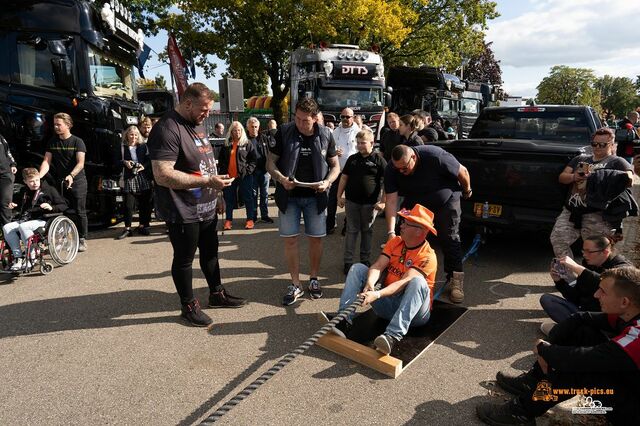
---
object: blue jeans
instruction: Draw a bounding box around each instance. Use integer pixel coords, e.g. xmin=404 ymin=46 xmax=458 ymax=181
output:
xmin=223 ymin=175 xmax=255 ymax=221
xmin=278 ymin=196 xmax=326 ymax=237
xmin=339 ymin=263 xmax=431 ymax=340
xmin=252 ymin=170 xmax=270 ymax=220
xmin=3 ymin=220 xmax=46 ymax=258
xmin=540 ymin=293 xmax=579 ymax=323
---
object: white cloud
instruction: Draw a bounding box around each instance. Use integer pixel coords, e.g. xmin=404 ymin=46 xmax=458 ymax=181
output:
xmin=488 ymin=0 xmax=640 ymax=97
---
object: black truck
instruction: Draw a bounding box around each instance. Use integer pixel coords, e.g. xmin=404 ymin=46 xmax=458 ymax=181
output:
xmin=435 ymin=105 xmax=602 ymax=231
xmin=0 ymin=0 xmax=145 ymax=227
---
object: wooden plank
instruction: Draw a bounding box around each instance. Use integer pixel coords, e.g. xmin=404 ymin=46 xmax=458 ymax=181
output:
xmin=316 ymin=333 xmax=403 ymax=378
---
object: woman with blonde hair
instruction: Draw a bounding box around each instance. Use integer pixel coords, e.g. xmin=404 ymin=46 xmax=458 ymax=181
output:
xmin=218 ymin=121 xmax=257 ymax=230
xmin=115 ymin=125 xmax=153 ymax=239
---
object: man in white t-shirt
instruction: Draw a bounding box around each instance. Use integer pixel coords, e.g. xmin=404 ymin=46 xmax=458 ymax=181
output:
xmin=327 ymin=107 xmax=360 ymax=233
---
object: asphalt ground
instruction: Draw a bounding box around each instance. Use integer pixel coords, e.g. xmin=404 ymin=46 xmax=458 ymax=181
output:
xmin=0 ymin=189 xmax=637 ymax=425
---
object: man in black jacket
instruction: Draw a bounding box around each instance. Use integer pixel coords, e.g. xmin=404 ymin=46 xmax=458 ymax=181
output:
xmin=247 ymin=117 xmax=273 ymax=224
xmin=0 ymin=133 xmax=17 ymax=226
xmin=477 ymin=267 xmax=640 ymax=426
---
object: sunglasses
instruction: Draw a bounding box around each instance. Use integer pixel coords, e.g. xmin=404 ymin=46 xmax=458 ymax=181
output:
xmin=591 ymin=142 xmax=610 ymax=148
xmin=340 ymin=115 xmax=353 ymax=119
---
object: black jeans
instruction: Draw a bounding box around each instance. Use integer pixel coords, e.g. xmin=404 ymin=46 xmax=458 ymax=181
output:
xmin=167 ymin=218 xmax=223 ymax=305
xmin=64 ymin=177 xmax=88 ymax=239
xmin=123 ymin=189 xmax=152 ymax=228
xmin=0 ymin=173 xmax=14 ymax=226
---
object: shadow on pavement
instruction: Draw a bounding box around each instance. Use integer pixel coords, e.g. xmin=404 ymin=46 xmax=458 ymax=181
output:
xmin=0 ymin=289 xmax=179 ymax=339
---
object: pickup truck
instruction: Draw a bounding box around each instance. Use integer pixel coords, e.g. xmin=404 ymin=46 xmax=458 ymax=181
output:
xmin=435 ymin=105 xmax=602 ymax=231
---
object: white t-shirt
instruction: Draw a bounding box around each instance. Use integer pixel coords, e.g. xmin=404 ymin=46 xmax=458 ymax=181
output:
xmin=332 ymin=123 xmax=360 ymax=170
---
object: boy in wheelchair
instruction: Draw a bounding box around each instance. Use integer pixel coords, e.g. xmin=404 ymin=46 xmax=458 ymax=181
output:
xmin=3 ymin=168 xmax=67 ymax=271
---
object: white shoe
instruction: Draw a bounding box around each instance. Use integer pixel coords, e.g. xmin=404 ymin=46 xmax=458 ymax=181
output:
xmin=540 ymin=321 xmax=556 ymax=336
xmin=10 ymin=258 xmax=25 ymax=271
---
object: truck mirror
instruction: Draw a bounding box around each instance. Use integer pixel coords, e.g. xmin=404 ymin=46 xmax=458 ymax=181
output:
xmin=297 ymin=84 xmax=305 ymax=98
xmin=384 ymin=91 xmax=392 ymax=107
xmin=51 ymin=58 xmax=75 ymax=91
xmin=48 ymin=40 xmax=67 ymax=56
xmin=141 ymin=102 xmax=154 ymax=115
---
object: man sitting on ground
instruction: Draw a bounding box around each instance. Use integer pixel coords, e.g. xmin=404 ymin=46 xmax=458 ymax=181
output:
xmin=477 ymin=267 xmax=640 ymax=426
xmin=323 ymin=204 xmax=437 ymax=355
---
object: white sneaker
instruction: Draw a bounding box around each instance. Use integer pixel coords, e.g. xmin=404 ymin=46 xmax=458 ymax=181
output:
xmin=540 ymin=321 xmax=556 ymax=336
xmin=10 ymin=258 xmax=25 ymax=271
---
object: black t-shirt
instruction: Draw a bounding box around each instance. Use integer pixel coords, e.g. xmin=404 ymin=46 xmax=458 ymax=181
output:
xmin=384 ymin=145 xmax=461 ymax=210
xmin=343 ymin=152 xmax=387 ymax=204
xmin=46 ymin=134 xmax=86 ymax=182
xmin=270 ymin=125 xmax=337 ymax=198
xmin=147 ymin=110 xmax=219 ymax=223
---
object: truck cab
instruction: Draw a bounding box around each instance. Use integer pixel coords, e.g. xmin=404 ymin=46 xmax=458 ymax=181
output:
xmin=0 ymin=0 xmax=145 ymax=227
xmin=290 ymin=44 xmax=385 ymax=137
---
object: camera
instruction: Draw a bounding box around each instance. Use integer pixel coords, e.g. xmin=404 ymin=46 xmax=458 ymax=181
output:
xmin=132 ymin=162 xmax=142 ymax=175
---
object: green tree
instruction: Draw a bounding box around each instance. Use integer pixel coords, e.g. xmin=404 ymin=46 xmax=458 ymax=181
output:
xmin=130 ymin=0 xmax=498 ymax=122
xmin=536 ymin=66 xmax=600 ymax=109
xmin=464 ymin=41 xmax=502 ymax=85
xmin=154 ymin=74 xmax=167 ymax=89
xmin=594 ymin=75 xmax=637 ymax=117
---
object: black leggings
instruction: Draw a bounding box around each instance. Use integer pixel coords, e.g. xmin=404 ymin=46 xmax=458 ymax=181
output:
xmin=123 ymin=190 xmax=152 ymax=228
xmin=167 ymin=218 xmax=223 ymax=305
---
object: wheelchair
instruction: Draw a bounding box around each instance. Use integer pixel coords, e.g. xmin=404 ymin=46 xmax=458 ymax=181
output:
xmin=0 ymin=213 xmax=80 ymax=275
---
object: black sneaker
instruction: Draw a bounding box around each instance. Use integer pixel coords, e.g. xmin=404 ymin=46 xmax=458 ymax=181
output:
xmin=343 ymin=263 xmax=353 ymax=276
xmin=308 ymin=278 xmax=323 ymax=299
xmin=117 ymin=229 xmax=133 ymax=240
xmin=208 ymin=288 xmax=248 ymax=308
xmin=282 ymin=285 xmax=304 ymax=306
xmin=261 ymin=216 xmax=274 ymax=224
xmin=180 ymin=300 xmax=213 ymax=327
xmin=320 ymin=311 xmax=353 ymax=338
xmin=374 ymin=334 xmax=399 ymax=355
xmin=496 ymin=370 xmax=539 ymax=395
xmin=475 ymin=400 xmax=535 ymax=426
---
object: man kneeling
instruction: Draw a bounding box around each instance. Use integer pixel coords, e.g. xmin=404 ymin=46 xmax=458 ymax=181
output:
xmin=324 ymin=204 xmax=437 ymax=355
xmin=477 ymin=267 xmax=640 ymax=426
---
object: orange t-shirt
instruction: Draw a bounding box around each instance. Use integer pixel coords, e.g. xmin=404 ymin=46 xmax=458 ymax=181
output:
xmin=228 ymin=141 xmax=238 ymax=178
xmin=382 ymin=236 xmax=437 ymax=306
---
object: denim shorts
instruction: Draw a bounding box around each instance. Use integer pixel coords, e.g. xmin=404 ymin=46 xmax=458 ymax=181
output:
xmin=278 ymin=197 xmax=327 ymax=237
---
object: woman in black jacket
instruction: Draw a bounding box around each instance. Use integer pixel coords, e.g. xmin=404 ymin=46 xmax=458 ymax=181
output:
xmin=397 ymin=114 xmax=424 ymax=147
xmin=218 ymin=121 xmax=257 ymax=230
xmin=540 ymin=235 xmax=632 ymax=325
xmin=116 ymin=125 xmax=153 ymax=239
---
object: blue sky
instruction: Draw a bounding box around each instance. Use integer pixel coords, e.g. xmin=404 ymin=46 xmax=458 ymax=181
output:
xmin=142 ymin=0 xmax=640 ymax=99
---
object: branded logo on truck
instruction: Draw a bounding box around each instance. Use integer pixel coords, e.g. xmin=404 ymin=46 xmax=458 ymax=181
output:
xmin=340 ymin=65 xmax=369 ymax=75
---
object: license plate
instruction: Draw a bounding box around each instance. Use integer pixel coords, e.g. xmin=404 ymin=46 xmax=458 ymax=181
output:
xmin=474 ymin=202 xmax=502 ymax=218
xmin=116 ymin=196 xmax=124 ymax=202
xmin=126 ymin=116 xmax=139 ymax=125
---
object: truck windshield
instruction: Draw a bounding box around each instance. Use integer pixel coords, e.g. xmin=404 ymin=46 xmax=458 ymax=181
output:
xmin=461 ymin=99 xmax=480 ymax=114
xmin=316 ymin=87 xmax=383 ymax=111
xmin=15 ymin=36 xmax=74 ymax=89
xmin=470 ymin=110 xmax=591 ymax=143
xmin=89 ymin=47 xmax=134 ymax=100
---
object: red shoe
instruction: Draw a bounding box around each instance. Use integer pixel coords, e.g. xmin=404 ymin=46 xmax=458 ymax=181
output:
xmin=223 ymin=220 xmax=232 ymax=230
xmin=245 ymin=220 xmax=254 ymax=229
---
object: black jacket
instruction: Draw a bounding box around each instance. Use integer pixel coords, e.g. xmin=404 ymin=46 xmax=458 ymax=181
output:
xmin=17 ymin=181 xmax=68 ymax=221
xmin=402 ymin=132 xmax=423 ymax=147
xmin=554 ymin=254 xmax=632 ymax=311
xmin=218 ymin=140 xmax=257 ymax=178
xmin=115 ymin=144 xmax=153 ymax=181
xmin=0 ymin=134 xmax=16 ymax=176
xmin=252 ymin=133 xmax=271 ymax=172
xmin=586 ymin=169 xmax=638 ymax=227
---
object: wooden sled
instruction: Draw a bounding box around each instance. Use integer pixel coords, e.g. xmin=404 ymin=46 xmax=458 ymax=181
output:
xmin=317 ymin=300 xmax=467 ymax=378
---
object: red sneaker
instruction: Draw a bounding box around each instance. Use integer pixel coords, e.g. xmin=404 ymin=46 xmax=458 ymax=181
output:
xmin=245 ymin=220 xmax=254 ymax=229
xmin=223 ymin=220 xmax=232 ymax=230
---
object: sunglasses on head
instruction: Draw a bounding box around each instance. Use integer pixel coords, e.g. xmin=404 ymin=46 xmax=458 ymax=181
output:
xmin=591 ymin=142 xmax=610 ymax=148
